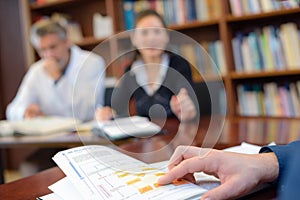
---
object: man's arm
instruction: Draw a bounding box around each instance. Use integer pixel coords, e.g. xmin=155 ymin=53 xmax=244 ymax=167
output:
xmin=260 ymin=140 xmax=300 ymax=182
xmin=69 ymin=53 xmax=106 ymax=121
xmin=6 ymin=67 xmax=39 ymax=121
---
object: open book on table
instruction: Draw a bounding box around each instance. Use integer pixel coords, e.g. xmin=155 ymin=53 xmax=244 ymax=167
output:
xmin=0 ymin=116 xmax=79 ymax=136
xmin=48 ymin=145 xmax=207 ymax=200
xmin=91 ymin=116 xmax=162 ymax=140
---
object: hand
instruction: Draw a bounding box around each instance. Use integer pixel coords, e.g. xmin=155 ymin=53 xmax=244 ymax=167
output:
xmin=95 ymin=106 xmax=115 ymax=121
xmin=43 ymin=58 xmax=62 ymax=81
xmin=158 ymin=146 xmax=279 ymax=200
xmin=170 ymin=88 xmax=196 ymax=122
xmin=24 ymin=104 xmax=43 ymax=118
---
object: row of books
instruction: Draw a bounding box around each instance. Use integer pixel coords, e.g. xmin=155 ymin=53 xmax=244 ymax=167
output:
xmin=123 ymin=0 xmax=222 ymax=29
xmin=33 ymin=12 xmax=113 ymax=42
xmin=237 ymin=82 xmax=300 ymax=117
xmin=229 ymin=0 xmax=299 ymax=16
xmin=238 ymin=119 xmax=300 ymax=144
xmin=175 ymin=41 xmax=226 ymax=80
xmin=232 ymin=22 xmax=300 ymax=73
xmin=33 ymin=13 xmax=84 ymax=43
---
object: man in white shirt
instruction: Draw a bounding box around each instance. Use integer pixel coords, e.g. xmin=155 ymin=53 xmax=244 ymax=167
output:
xmin=5 ymin=18 xmax=106 ymax=176
xmin=6 ymin=19 xmax=106 ymax=122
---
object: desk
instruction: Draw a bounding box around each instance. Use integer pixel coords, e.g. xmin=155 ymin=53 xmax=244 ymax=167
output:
xmin=2 ymin=116 xmax=299 ymax=152
xmin=1 ymin=116 xmax=300 ymax=199
xmin=0 ymin=129 xmax=124 ymax=183
xmin=0 ymin=166 xmax=277 ymax=200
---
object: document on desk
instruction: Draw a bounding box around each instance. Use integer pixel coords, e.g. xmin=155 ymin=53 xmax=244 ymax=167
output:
xmin=39 ymin=142 xmax=274 ymax=200
xmin=92 ymin=116 xmax=162 ymax=140
xmin=51 ymin=145 xmax=207 ymax=200
xmin=9 ymin=116 xmax=80 ymax=136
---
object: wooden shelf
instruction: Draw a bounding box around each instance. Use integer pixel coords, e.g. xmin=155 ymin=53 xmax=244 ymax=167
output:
xmin=230 ymin=69 xmax=300 ymax=79
xmin=234 ymin=115 xmax=300 ymax=121
xmin=74 ymin=36 xmax=106 ymax=47
xmin=168 ymin=19 xmax=219 ymax=31
xmin=30 ymin=0 xmax=76 ymax=10
xmin=226 ymin=8 xmax=300 ymax=22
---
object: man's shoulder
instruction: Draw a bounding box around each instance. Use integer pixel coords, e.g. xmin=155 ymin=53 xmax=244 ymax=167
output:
xmin=28 ymin=60 xmax=45 ymax=72
xmin=72 ymin=45 xmax=104 ymax=61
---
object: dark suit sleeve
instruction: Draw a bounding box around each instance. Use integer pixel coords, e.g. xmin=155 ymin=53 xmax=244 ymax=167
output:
xmin=260 ymin=140 xmax=300 ymax=182
xmin=279 ymin=148 xmax=300 ymax=199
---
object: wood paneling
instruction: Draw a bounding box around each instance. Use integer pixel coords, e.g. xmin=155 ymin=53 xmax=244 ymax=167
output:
xmin=0 ymin=0 xmax=27 ymax=120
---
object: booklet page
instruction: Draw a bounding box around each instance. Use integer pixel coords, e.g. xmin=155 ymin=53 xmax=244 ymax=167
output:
xmin=52 ymin=145 xmax=206 ymax=200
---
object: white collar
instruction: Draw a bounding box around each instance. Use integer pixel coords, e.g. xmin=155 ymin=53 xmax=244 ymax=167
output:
xmin=131 ymin=53 xmax=169 ymax=95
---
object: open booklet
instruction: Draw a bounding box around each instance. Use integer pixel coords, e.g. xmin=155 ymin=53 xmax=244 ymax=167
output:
xmin=39 ymin=142 xmax=275 ymax=200
xmin=91 ymin=116 xmax=162 ymax=140
xmin=0 ymin=116 xmax=79 ymax=136
xmin=48 ymin=145 xmax=207 ymax=200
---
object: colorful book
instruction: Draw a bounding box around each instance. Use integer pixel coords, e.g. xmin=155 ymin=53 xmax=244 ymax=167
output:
xmin=123 ymin=0 xmax=135 ymax=30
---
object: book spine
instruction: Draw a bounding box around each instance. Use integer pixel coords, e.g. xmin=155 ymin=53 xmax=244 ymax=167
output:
xmin=123 ymin=0 xmax=135 ymax=30
xmin=229 ymin=0 xmax=244 ymax=16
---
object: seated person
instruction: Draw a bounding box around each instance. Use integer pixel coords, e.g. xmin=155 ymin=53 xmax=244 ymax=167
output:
xmin=96 ymin=9 xmax=197 ymax=122
xmin=6 ymin=18 xmax=106 ymax=176
xmin=6 ymin=18 xmax=106 ymax=122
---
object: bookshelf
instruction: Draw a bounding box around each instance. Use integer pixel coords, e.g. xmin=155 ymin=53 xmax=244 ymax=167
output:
xmin=20 ymin=0 xmax=300 ymax=119
xmin=25 ymin=0 xmax=123 ymax=76
xmin=116 ymin=0 xmax=300 ymax=119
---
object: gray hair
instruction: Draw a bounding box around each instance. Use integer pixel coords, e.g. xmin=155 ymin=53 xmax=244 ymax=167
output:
xmin=30 ymin=18 xmax=67 ymax=48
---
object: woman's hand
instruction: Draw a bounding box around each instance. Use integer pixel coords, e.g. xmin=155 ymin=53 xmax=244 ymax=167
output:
xmin=170 ymin=88 xmax=196 ymax=122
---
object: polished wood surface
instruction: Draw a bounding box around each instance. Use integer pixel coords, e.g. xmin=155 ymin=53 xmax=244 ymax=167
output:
xmin=0 ymin=166 xmax=277 ymax=200
xmin=115 ymin=116 xmax=300 ymax=163
xmin=0 ymin=167 xmax=65 ymax=200
xmin=1 ymin=116 xmax=299 ymax=199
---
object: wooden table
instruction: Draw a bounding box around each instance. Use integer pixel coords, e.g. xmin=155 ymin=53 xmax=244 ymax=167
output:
xmin=0 ymin=127 xmax=123 ymax=184
xmin=0 ymin=166 xmax=277 ymax=200
xmin=1 ymin=116 xmax=299 ymax=199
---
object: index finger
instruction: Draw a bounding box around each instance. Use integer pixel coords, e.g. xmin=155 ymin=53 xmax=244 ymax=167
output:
xmin=158 ymin=156 xmax=203 ymax=185
xmin=168 ymin=146 xmax=211 ymax=170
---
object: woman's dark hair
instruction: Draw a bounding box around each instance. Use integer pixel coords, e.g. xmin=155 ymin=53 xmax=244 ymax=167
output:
xmin=135 ymin=9 xmax=167 ymax=28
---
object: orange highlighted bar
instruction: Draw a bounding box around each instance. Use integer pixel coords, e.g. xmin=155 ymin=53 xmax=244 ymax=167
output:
xmin=126 ymin=178 xmax=141 ymax=185
xmin=153 ymin=182 xmax=161 ymax=188
xmin=136 ymin=173 xmax=145 ymax=177
xmin=139 ymin=185 xmax=153 ymax=194
xmin=118 ymin=173 xmax=129 ymax=178
xmin=173 ymin=179 xmax=189 ymax=186
xmin=155 ymin=172 xmax=166 ymax=176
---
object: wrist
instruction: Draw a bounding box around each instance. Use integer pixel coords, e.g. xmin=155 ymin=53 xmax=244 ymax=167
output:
xmin=258 ymin=152 xmax=279 ymax=183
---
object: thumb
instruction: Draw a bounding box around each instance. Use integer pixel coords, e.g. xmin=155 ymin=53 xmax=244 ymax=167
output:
xmin=178 ymin=88 xmax=187 ymax=96
xmin=170 ymin=95 xmax=179 ymax=105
